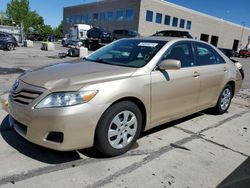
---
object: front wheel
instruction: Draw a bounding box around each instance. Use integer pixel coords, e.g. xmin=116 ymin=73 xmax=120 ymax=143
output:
xmin=212 ymin=84 xmax=233 ymax=114
xmin=95 ymin=101 xmax=142 ymax=156
xmin=6 ymin=43 xmax=15 ymax=51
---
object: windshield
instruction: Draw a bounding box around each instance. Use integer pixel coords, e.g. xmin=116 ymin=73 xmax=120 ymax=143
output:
xmin=86 ymin=39 xmax=167 ymax=68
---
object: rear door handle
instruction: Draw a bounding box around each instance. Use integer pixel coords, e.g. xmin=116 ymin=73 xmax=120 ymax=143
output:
xmin=224 ymin=67 xmax=228 ymax=72
xmin=193 ymin=71 xmax=200 ymax=78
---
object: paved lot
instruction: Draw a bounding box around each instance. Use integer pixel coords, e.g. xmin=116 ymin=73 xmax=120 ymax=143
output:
xmin=0 ymin=44 xmax=249 ymax=188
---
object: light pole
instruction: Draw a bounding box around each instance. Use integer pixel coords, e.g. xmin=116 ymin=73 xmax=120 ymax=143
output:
xmin=11 ymin=19 xmax=24 ymax=44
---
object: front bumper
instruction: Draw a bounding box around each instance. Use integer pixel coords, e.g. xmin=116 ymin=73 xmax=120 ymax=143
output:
xmin=8 ymin=81 xmax=106 ymax=151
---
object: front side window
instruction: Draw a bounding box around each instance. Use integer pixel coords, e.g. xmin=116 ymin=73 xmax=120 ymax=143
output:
xmin=117 ymin=10 xmax=123 ymax=21
xmin=108 ymin=11 xmax=114 ymax=21
xmin=180 ymin=19 xmax=185 ymax=28
xmin=164 ymin=15 xmax=171 ymax=25
xmin=163 ymin=42 xmax=195 ymax=68
xmin=155 ymin=13 xmax=162 ymax=24
xmin=195 ymin=42 xmax=218 ymax=66
xmin=86 ymin=39 xmax=167 ymax=68
xmin=126 ymin=9 xmax=134 ymax=21
xmin=172 ymin=17 xmax=178 ymax=27
xmin=146 ymin=10 xmax=153 ymax=22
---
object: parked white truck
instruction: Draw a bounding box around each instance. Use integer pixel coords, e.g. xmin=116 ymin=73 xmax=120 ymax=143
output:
xmin=62 ymin=24 xmax=91 ymax=47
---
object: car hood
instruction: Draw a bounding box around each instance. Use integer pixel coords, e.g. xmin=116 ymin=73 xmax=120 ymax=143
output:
xmin=20 ymin=59 xmax=136 ymax=92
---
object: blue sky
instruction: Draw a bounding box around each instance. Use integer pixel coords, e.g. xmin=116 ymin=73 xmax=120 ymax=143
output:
xmin=0 ymin=0 xmax=249 ymax=28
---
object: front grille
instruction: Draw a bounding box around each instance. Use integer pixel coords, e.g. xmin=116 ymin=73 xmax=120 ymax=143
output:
xmin=11 ymin=89 xmax=42 ymax=105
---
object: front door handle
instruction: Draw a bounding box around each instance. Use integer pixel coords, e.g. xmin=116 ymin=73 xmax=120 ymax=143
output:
xmin=193 ymin=71 xmax=200 ymax=78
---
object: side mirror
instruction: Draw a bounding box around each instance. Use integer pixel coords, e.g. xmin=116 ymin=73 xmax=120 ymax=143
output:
xmin=158 ymin=59 xmax=181 ymax=70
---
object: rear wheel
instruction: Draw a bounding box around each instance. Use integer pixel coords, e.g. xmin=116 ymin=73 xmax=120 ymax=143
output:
xmin=6 ymin=43 xmax=15 ymax=51
xmin=212 ymin=84 xmax=233 ymax=114
xmin=95 ymin=101 xmax=142 ymax=156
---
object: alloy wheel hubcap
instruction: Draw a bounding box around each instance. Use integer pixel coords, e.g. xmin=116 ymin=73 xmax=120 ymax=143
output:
xmin=7 ymin=44 xmax=14 ymax=50
xmin=108 ymin=110 xmax=137 ymax=149
xmin=220 ymin=88 xmax=231 ymax=110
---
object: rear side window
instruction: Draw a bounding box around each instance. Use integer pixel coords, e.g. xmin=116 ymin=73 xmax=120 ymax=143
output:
xmin=163 ymin=42 xmax=195 ymax=68
xmin=195 ymin=42 xmax=218 ymax=66
xmin=213 ymin=49 xmax=226 ymax=64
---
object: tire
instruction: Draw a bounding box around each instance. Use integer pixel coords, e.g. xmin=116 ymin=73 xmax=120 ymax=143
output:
xmin=6 ymin=43 xmax=15 ymax=51
xmin=95 ymin=101 xmax=142 ymax=156
xmin=212 ymin=84 xmax=233 ymax=114
xmin=62 ymin=40 xmax=66 ymax=47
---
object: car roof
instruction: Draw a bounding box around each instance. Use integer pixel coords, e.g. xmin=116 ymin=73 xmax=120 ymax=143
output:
xmin=120 ymin=37 xmax=218 ymax=48
xmin=0 ymin=32 xmax=12 ymax=35
xmin=155 ymin=30 xmax=189 ymax=33
xmin=122 ymin=36 xmax=189 ymax=42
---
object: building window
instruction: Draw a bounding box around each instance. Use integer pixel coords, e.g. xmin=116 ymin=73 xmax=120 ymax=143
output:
xmin=87 ymin=14 xmax=91 ymax=23
xmin=186 ymin=20 xmax=192 ymax=30
xmin=66 ymin=17 xmax=70 ymax=23
xmin=172 ymin=17 xmax=178 ymax=27
xmin=69 ymin=16 xmax=73 ymax=23
xmin=81 ymin=15 xmax=85 ymax=24
xmin=108 ymin=11 xmax=114 ymax=21
xmin=126 ymin=9 xmax=134 ymax=21
xmin=117 ymin=10 xmax=123 ymax=21
xmin=146 ymin=10 xmax=153 ymax=22
xmin=93 ymin=13 xmax=98 ymax=22
xmin=164 ymin=15 xmax=171 ymax=25
xmin=100 ymin=12 xmax=105 ymax=22
xmin=180 ymin=19 xmax=185 ymax=28
xmin=155 ymin=13 xmax=162 ymax=24
xmin=75 ymin=15 xmax=80 ymax=23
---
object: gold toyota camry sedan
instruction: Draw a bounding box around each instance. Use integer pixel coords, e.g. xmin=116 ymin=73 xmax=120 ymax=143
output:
xmin=8 ymin=37 xmax=243 ymax=156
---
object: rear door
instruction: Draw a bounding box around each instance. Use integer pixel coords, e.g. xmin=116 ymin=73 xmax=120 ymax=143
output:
xmin=193 ymin=42 xmax=228 ymax=109
xmin=151 ymin=41 xmax=200 ymax=126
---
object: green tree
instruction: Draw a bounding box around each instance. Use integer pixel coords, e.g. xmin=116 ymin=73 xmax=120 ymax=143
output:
xmin=6 ymin=0 xmax=29 ymax=30
xmin=0 ymin=12 xmax=6 ymax=25
xmin=54 ymin=21 xmax=64 ymax=38
xmin=5 ymin=0 xmax=47 ymax=35
xmin=39 ymin=24 xmax=53 ymax=38
xmin=27 ymin=11 xmax=44 ymax=32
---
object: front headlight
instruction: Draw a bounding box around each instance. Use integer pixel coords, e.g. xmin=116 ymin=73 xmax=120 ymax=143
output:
xmin=35 ymin=90 xmax=98 ymax=108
